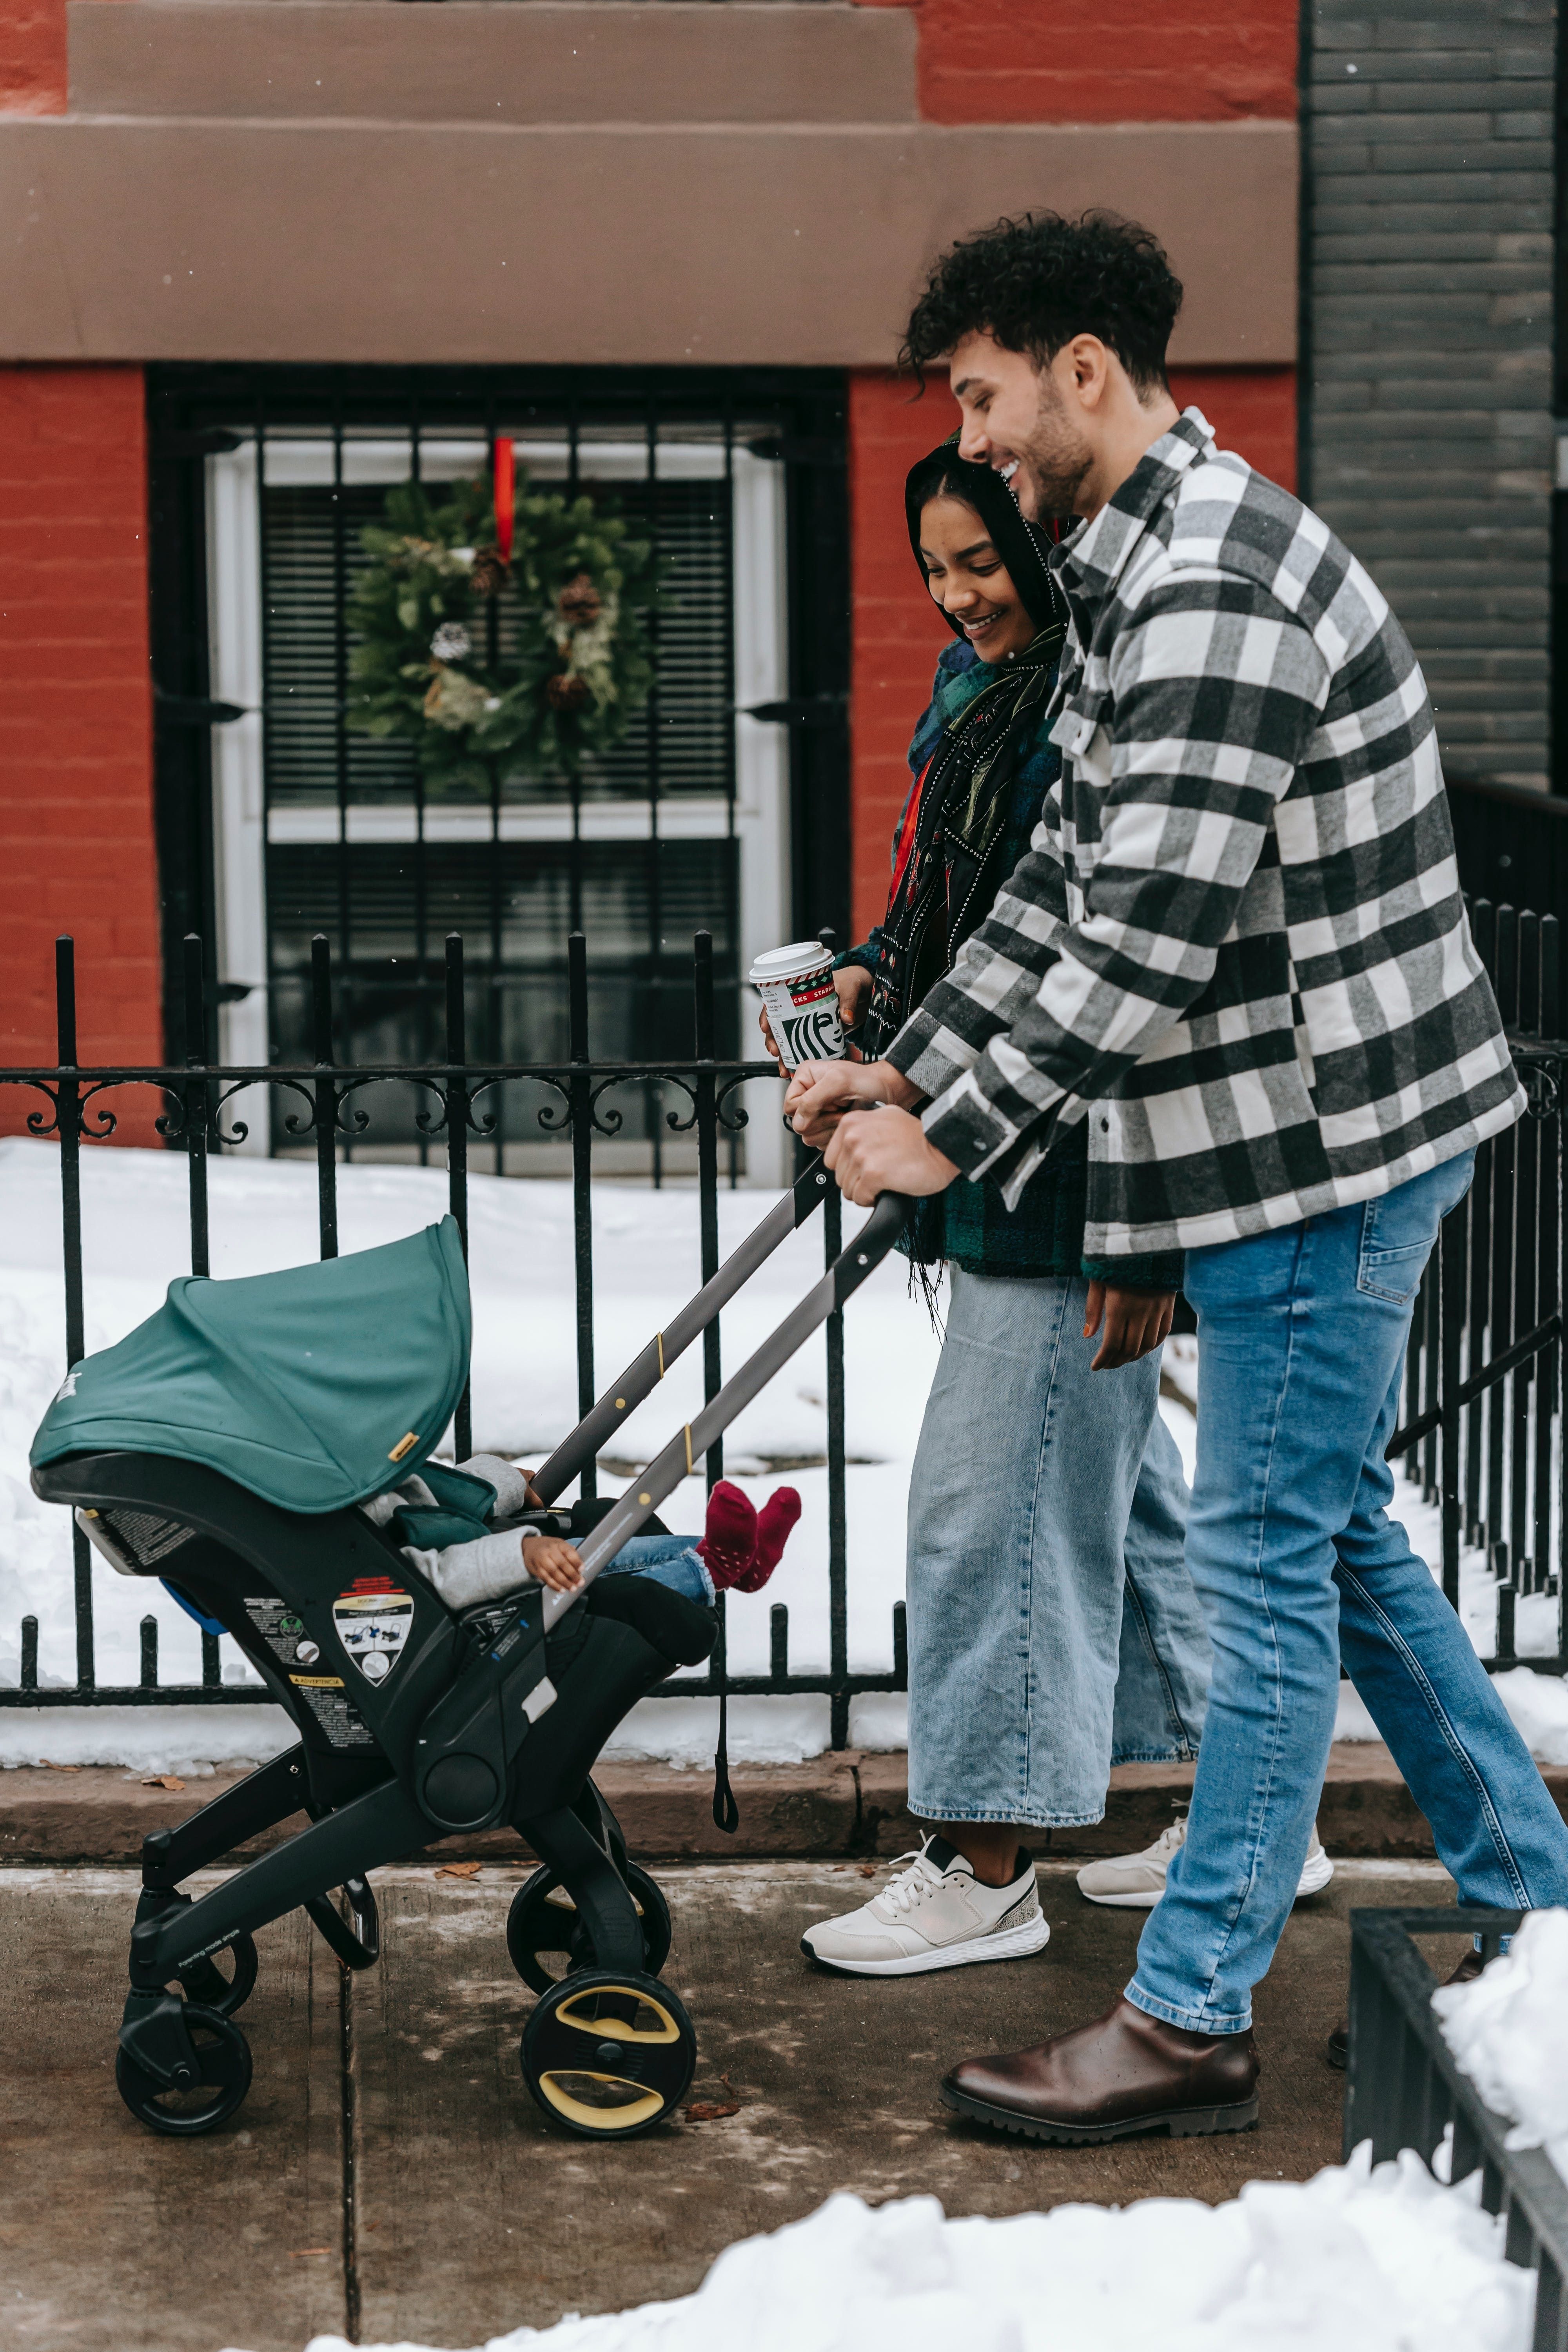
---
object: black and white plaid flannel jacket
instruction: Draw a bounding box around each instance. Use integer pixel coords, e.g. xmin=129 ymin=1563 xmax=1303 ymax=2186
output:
xmin=886 ymin=410 xmax=1523 ymax=1258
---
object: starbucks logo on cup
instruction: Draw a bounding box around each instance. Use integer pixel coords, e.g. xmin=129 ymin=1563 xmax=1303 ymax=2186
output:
xmin=749 ymin=942 xmax=848 ymax=1074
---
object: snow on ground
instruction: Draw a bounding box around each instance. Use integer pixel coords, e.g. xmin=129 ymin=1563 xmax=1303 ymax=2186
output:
xmin=283 ymin=2161 xmax=1534 ymax=2352
xmin=1435 ymin=1907 xmax=1568 ymax=2183
xmin=1 ymin=1134 xmax=1563 ymax=1772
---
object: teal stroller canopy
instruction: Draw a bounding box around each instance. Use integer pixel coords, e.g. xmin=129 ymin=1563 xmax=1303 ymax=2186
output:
xmin=30 ymin=1218 xmax=471 ymax=1514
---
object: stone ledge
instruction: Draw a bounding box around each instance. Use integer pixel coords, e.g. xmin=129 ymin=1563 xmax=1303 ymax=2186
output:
xmin=4 ymin=1743 xmax=1560 ymax=1865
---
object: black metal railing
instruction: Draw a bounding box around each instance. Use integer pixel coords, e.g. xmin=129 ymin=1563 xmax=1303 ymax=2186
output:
xmin=1391 ymin=904 xmax=1568 ymax=1672
xmin=1345 ymin=1906 xmax=1568 ymax=2351
xmin=1 ymin=927 xmax=903 ymax=1746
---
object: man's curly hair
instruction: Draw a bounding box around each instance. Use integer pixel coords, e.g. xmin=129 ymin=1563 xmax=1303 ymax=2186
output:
xmin=902 ymin=211 xmax=1183 ymax=396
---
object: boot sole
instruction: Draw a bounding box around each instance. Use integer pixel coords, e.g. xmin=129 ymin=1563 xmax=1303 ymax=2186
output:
xmin=800 ymin=1913 xmax=1049 ymax=1978
xmin=940 ymin=2081 xmax=1259 ymax=2143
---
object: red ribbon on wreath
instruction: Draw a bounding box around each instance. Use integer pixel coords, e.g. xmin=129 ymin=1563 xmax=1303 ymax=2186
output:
xmin=493 ymin=437 xmax=515 ymax=565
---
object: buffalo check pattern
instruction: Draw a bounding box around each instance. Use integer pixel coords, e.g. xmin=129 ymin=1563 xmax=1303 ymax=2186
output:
xmin=887 ymin=410 xmax=1524 ymax=1258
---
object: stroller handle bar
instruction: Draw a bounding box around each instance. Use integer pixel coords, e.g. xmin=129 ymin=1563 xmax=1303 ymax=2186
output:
xmin=541 ymin=1188 xmax=912 ymax=1630
xmin=530 ymin=1155 xmax=837 ymax=1507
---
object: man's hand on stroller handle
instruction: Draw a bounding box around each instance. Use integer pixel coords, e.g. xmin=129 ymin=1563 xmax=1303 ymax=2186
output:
xmin=521 ymin=1532 xmax=584 ymax=1593
xmin=822 ymin=1103 xmax=958 ymax=1207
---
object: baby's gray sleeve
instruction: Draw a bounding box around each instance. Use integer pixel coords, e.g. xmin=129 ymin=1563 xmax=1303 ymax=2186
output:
xmin=458 ymin=1453 xmax=534 ymax=1519
xmin=406 ymin=1529 xmax=534 ymax=1611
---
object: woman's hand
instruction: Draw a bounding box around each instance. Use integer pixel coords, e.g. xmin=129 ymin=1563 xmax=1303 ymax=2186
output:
xmin=758 ymin=967 xmax=874 ymax=1067
xmin=1083 ymin=1285 xmax=1176 ymax=1372
xmin=785 ymin=1056 xmax=920 ymax=1145
xmin=521 ymin=1533 xmax=584 ymax=1593
xmin=823 ymin=1105 xmax=959 ymax=1206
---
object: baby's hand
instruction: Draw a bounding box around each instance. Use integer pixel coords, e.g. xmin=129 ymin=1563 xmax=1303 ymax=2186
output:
xmin=518 ymin=1466 xmax=546 ymax=1507
xmin=521 ymin=1533 xmax=583 ymax=1592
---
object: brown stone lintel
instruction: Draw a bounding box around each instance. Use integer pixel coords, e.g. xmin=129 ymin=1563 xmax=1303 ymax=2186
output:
xmin=68 ymin=1 xmax=920 ymax=127
xmin=2 ymin=1742 xmax=1552 ymax=1867
xmin=0 ymin=118 xmax=1297 ymax=367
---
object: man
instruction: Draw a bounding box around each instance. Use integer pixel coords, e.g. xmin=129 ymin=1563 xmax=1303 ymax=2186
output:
xmin=788 ymin=209 xmax=1568 ymax=2141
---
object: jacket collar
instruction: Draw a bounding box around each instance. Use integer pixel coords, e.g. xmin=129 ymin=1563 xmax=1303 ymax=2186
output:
xmin=1054 ymin=408 xmax=1215 ymax=600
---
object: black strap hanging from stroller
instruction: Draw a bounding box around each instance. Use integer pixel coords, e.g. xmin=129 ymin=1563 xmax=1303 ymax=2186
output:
xmin=712 ymin=1692 xmax=739 ymax=1835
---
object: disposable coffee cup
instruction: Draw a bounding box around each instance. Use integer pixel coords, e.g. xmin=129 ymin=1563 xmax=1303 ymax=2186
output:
xmin=749 ymin=940 xmax=848 ymax=1074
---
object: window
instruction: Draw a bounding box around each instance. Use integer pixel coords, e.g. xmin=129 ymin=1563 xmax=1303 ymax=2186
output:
xmin=152 ymin=370 xmax=849 ymax=1184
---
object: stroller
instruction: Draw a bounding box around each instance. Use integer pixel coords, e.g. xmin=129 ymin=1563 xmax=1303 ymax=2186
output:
xmin=29 ymin=1166 xmax=906 ymax=2143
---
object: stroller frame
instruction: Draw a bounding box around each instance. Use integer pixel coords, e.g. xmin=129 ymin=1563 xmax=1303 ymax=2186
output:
xmin=32 ymin=1170 xmax=907 ymax=2140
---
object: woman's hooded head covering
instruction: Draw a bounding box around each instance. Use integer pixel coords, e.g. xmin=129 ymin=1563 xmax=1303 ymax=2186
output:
xmin=904 ymin=437 xmax=1066 ymax=638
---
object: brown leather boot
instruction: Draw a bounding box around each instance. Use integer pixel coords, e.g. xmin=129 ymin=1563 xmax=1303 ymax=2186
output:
xmin=941 ymin=1995 xmax=1259 ymax=2144
xmin=1326 ymin=1945 xmax=1485 ymax=2070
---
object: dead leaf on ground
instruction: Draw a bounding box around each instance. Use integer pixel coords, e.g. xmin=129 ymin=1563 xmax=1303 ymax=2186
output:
xmin=436 ymin=1860 xmax=482 ymax=1879
xmin=287 ymin=2248 xmax=332 ymax=2259
xmin=857 ymin=1863 xmax=877 ymax=1878
xmin=39 ymin=1760 xmax=82 ymax=1771
xmin=142 ymin=1775 xmax=186 ymax=1792
xmin=684 ymin=2102 xmax=741 ymax=2123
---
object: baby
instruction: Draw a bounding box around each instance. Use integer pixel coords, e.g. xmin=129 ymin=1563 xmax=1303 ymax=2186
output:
xmin=361 ymin=1452 xmax=801 ymax=1615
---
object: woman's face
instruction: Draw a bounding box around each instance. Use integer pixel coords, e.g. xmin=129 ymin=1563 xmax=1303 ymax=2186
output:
xmin=918 ymin=494 xmax=1036 ymax=662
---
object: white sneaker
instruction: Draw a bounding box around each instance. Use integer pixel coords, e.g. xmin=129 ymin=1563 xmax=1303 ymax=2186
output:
xmin=1076 ymin=1813 xmax=1335 ymax=1910
xmin=800 ymin=1836 xmax=1049 ymax=1977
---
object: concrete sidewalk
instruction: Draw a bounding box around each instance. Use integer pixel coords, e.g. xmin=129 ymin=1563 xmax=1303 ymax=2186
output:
xmin=0 ymin=1857 xmax=1470 ymax=2352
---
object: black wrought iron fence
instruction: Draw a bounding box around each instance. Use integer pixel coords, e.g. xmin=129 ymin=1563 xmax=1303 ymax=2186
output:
xmin=1344 ymin=1906 xmax=1568 ymax=2352
xmin=3 ymin=897 xmax=1563 ymax=1733
xmin=1392 ymin=903 xmax=1568 ymax=1673
xmin=1 ymin=927 xmax=904 ymax=1747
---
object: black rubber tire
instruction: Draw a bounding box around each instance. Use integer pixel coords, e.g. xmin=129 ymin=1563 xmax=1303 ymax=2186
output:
xmin=115 ymin=2006 xmax=252 ymax=2138
xmin=506 ymin=1862 xmax=672 ymax=1993
xmin=520 ymin=1970 xmax=696 ymax=2140
xmin=176 ymin=1931 xmax=259 ymax=2018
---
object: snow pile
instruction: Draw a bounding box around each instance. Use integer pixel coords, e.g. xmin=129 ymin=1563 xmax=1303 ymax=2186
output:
xmin=289 ymin=2161 xmax=1534 ymax=2352
xmin=1435 ymin=1906 xmax=1568 ymax=2180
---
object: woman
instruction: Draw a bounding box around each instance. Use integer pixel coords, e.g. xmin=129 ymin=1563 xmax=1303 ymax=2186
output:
xmin=787 ymin=442 xmax=1213 ymax=1975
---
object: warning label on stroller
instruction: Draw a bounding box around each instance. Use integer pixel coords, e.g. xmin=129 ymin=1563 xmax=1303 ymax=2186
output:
xmin=244 ymin=1595 xmax=378 ymax=1749
xmin=332 ymin=1581 xmax=414 ymax=1686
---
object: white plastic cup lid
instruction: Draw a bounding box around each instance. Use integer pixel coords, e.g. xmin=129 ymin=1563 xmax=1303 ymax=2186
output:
xmin=748 ymin=940 xmax=834 ymax=987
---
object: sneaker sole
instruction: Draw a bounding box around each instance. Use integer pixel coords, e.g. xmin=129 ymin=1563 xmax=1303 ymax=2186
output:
xmin=1078 ymin=1855 xmax=1337 ymax=1911
xmin=800 ymin=1912 xmax=1049 ymax=1978
xmin=940 ymin=2081 xmax=1259 ymax=2144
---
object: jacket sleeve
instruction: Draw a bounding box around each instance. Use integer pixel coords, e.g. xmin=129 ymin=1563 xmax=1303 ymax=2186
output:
xmin=887 ymin=571 xmax=1331 ymax=1199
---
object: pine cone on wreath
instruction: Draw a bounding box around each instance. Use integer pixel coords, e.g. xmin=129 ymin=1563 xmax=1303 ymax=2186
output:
xmin=469 ymin=547 xmax=509 ymax=598
xmin=546 ymin=670 xmax=592 ymax=713
xmin=558 ymin=571 xmax=602 ymax=627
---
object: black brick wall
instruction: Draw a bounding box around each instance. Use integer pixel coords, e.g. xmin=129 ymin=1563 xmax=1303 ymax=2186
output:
xmin=1304 ymin=0 xmax=1556 ymax=791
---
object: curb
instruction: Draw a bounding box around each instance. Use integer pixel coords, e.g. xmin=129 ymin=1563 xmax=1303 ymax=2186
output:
xmin=4 ymin=1741 xmax=1558 ymax=1865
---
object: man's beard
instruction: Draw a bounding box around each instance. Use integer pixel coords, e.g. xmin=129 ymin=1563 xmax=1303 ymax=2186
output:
xmin=1015 ymin=377 xmax=1094 ymax=521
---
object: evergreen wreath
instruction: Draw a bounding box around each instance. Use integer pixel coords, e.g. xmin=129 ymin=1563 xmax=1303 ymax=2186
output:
xmin=345 ymin=465 xmax=656 ymax=796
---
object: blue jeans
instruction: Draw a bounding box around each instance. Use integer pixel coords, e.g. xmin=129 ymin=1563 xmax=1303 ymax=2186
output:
xmin=602 ymin=1535 xmax=713 ymax=1608
xmin=906 ymin=1269 xmax=1210 ymax=1829
xmin=1129 ymin=1149 xmax=1568 ymax=2036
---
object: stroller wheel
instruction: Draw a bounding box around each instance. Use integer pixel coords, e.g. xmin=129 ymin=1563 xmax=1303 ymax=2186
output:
xmin=506 ymin=1863 xmax=672 ymax=1993
xmin=520 ymin=1970 xmax=696 ymax=2140
xmin=115 ymin=2005 xmax=252 ymax=2138
xmin=176 ymin=1930 xmax=259 ymax=2018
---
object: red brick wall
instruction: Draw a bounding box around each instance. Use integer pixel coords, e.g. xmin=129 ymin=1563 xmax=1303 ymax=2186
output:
xmin=848 ymin=365 xmax=1298 ymax=943
xmin=0 ymin=0 xmax=160 ymax=1129
xmin=0 ymin=366 xmax=162 ymax=1134
xmin=844 ymin=0 xmax=1299 ymax=942
xmin=911 ymin=0 xmax=1298 ymax=125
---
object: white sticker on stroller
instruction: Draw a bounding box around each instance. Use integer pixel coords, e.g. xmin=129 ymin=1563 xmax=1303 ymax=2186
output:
xmin=333 ymin=1581 xmax=414 ymax=1684
xmin=243 ymin=1595 xmax=379 ymax=1748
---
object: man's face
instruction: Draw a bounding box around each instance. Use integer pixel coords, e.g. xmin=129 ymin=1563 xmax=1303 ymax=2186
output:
xmin=949 ymin=330 xmax=1094 ymax=521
